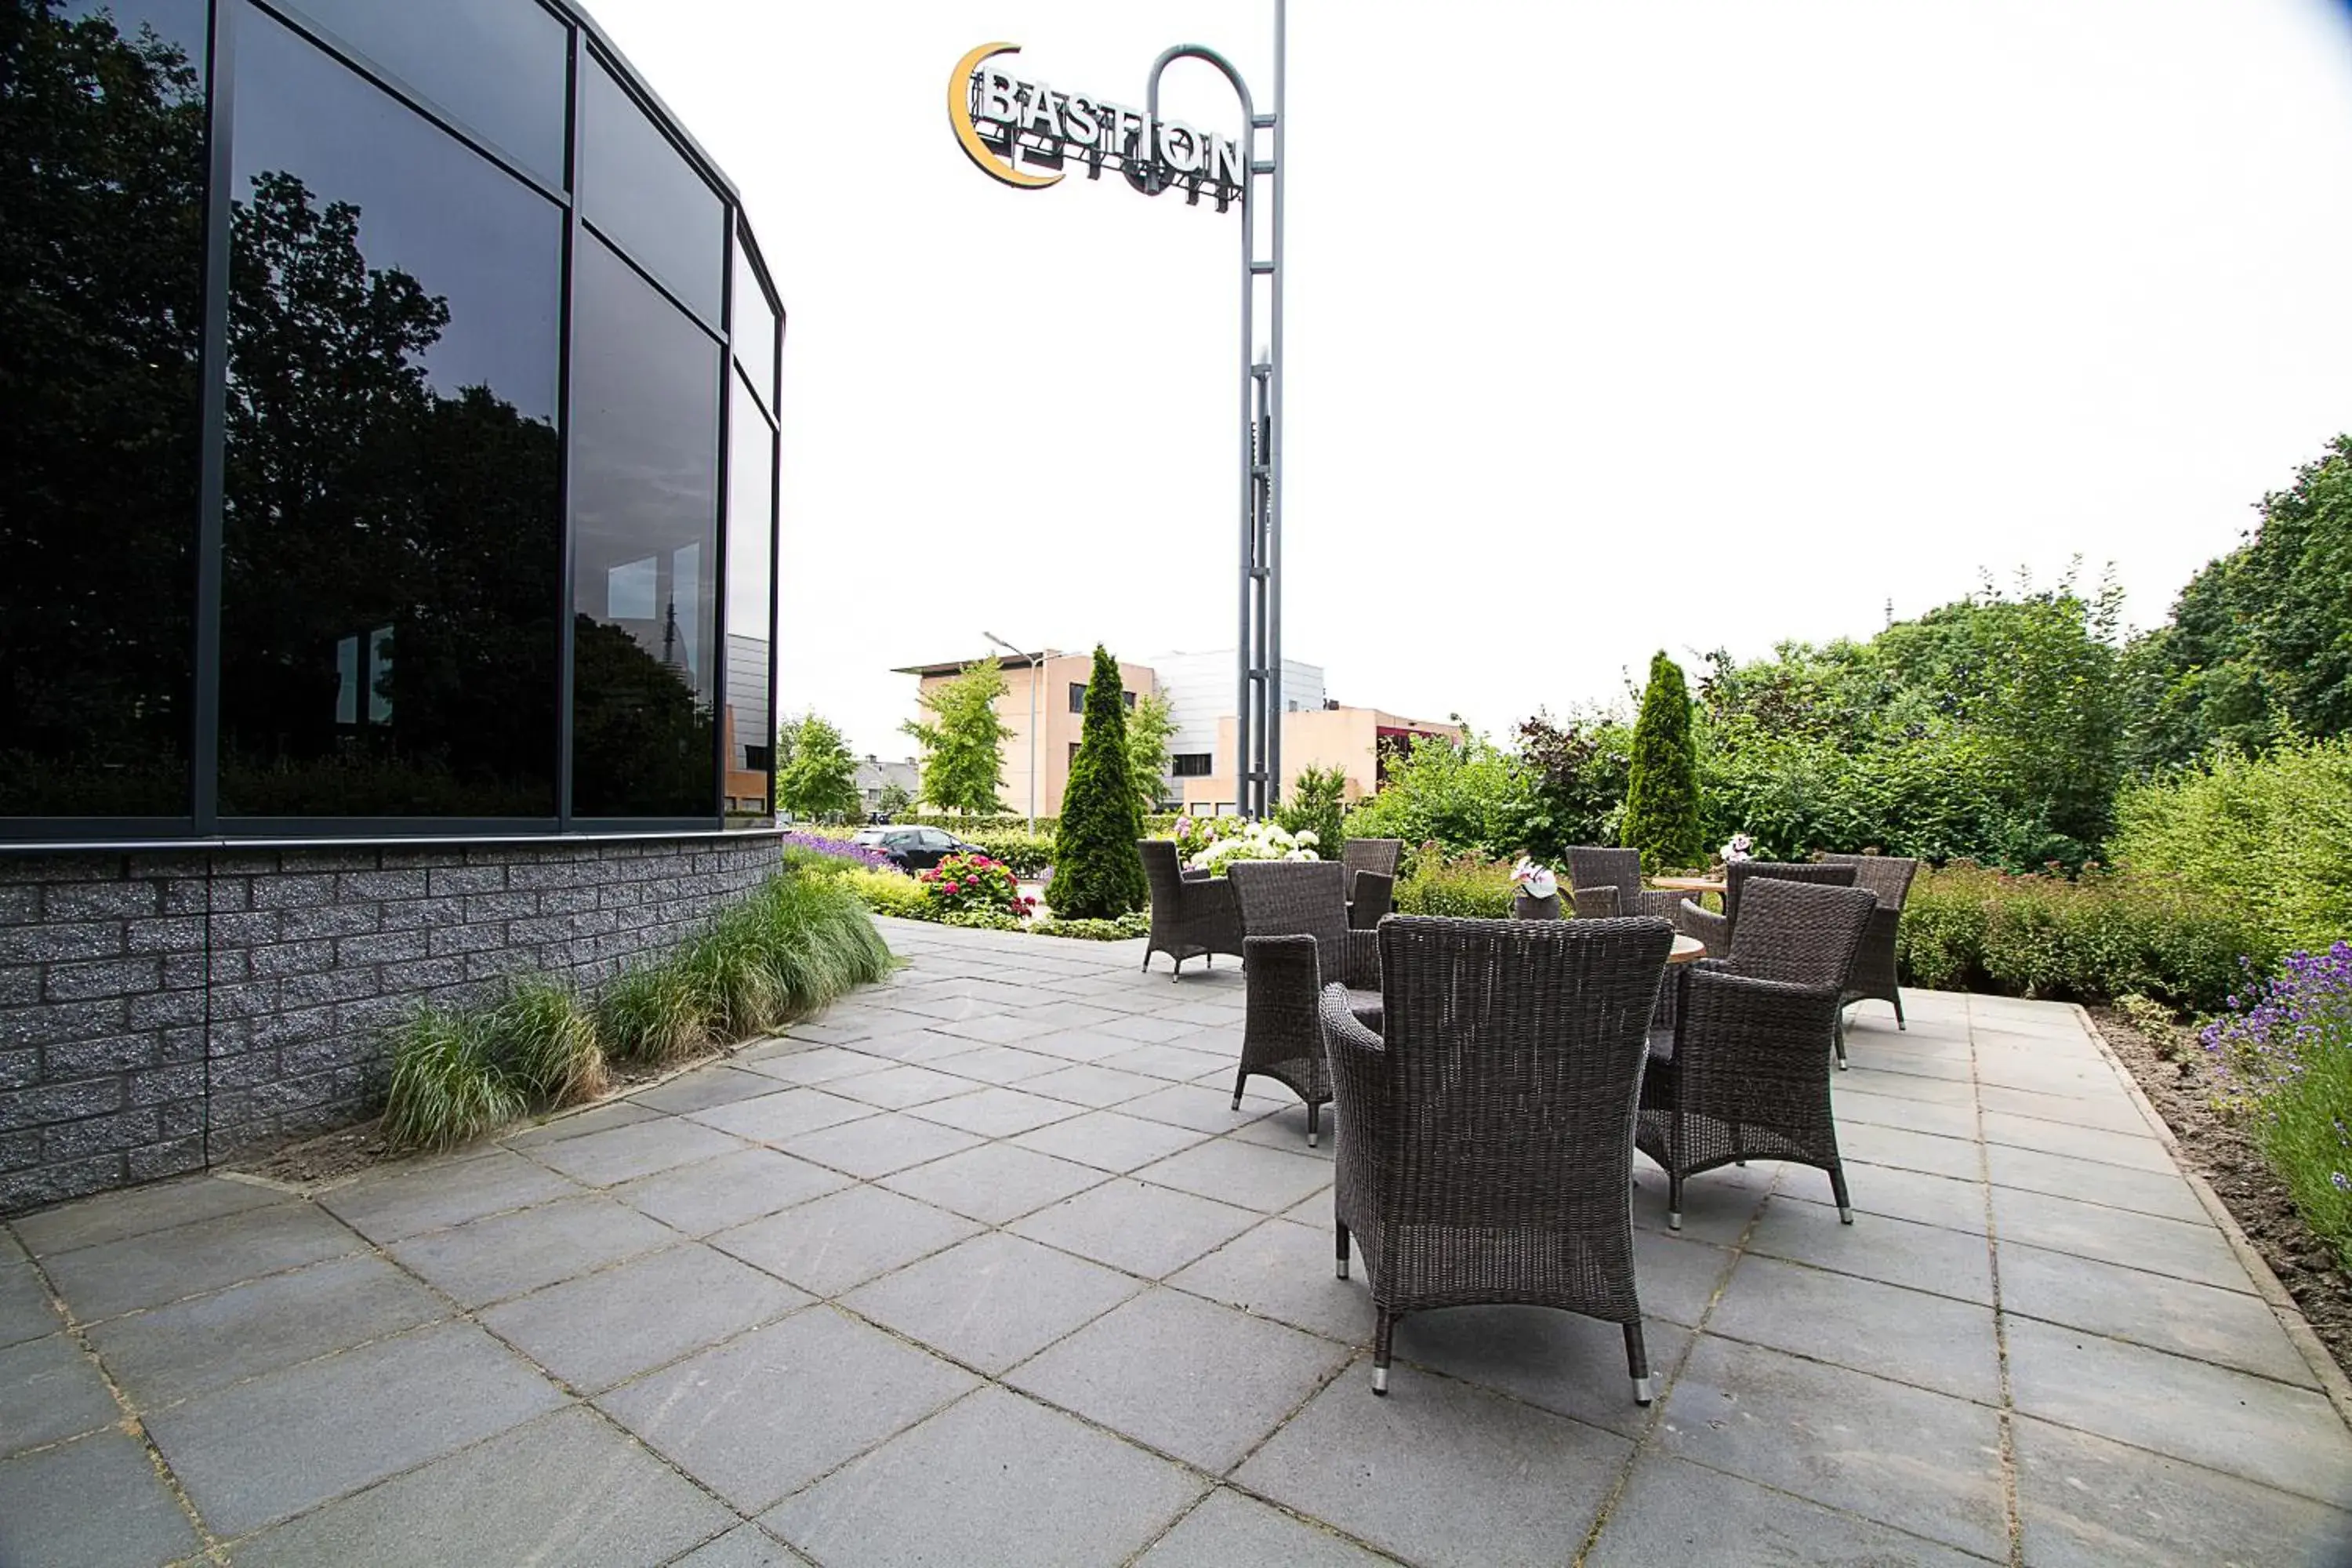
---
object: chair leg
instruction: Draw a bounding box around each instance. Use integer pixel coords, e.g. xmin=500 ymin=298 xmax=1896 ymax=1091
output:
xmin=1335 ymin=1221 xmax=1350 ymax=1280
xmin=1141 ymin=949 xmax=1152 ymax=973
xmin=1828 ymin=1162 xmax=1853 ymax=1224
xmin=1372 ymin=1309 xmax=1396 ymax=1396
xmin=1305 ymin=1099 xmax=1319 ymax=1148
xmin=1893 ymin=989 xmax=1906 ymax=1030
xmin=1667 ymin=1171 xmax=1683 ymax=1231
xmin=1833 ymin=1008 xmax=1849 ymax=1070
xmin=1231 ymin=1069 xmax=1248 ymax=1113
xmin=1624 ymin=1321 xmax=1654 ymax=1406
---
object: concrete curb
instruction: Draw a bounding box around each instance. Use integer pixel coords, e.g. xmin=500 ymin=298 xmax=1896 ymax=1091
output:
xmin=2069 ymin=1001 xmax=2352 ymax=1435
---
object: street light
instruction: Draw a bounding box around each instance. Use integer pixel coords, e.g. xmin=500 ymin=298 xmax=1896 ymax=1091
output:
xmin=982 ymin=630 xmax=1040 ymax=833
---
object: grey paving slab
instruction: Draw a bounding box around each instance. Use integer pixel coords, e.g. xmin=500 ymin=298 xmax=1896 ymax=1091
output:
xmin=1835 ymin=1122 xmax=1987 ymax=1182
xmin=909 ymin=1084 xmax=1087 ymax=1138
xmin=1012 ymin=1109 xmax=1213 ymax=1173
xmin=1657 ymin=1336 xmax=2009 ymax=1559
xmin=0 ymin=1333 xmax=119 ymax=1455
xmin=1019 ymin=1062 xmax=1174 ymax=1108
xmin=1708 ymin=1253 xmax=2001 ymax=1403
xmin=685 ymin=1087 xmax=876 ymax=1143
xmin=1632 ymin=1158 xmax=1776 ymax=1243
xmin=1989 ymin=1185 xmax=2252 ymax=1292
xmin=0 ymin=1260 xmax=58 ymax=1348
xmin=1011 ymin=1178 xmax=1262 ymax=1279
xmin=2002 ymin=1316 xmax=2352 ymax=1502
xmin=88 ymin=1254 xmax=446 ymax=1408
xmin=711 ymin=1183 xmax=980 ymax=1297
xmin=764 ymin=1386 xmax=1204 ymax=1568
xmin=1100 ymin=1042 xmax=1237 ymax=1083
xmin=144 ymin=1319 xmax=566 ymax=1538
xmin=1237 ymin=1363 xmax=1633 ymax=1568
xmin=481 ymin=1243 xmax=808 ymax=1392
xmin=1780 ymin=1160 xmax=1990 ymax=1234
xmin=9 ymin=1173 xmax=281 ymax=1257
xmin=1984 ymin=1141 xmax=2207 ymax=1221
xmin=734 ymin=1042 xmax=894 ymax=1085
xmin=0 ymin=1228 xmax=18 ymax=1266
xmin=1632 ymin=1228 xmax=1735 ymax=1327
xmin=1389 ymin=1304 xmax=1694 ymax=1439
xmin=1830 ymin=1086 xmax=1981 ymax=1140
xmin=2012 ymin=1412 xmax=2352 ymax=1568
xmin=842 ymin=1232 xmax=1141 ymax=1374
xmin=611 ymin=1145 xmax=851 ymax=1235
xmin=1121 ymin=1082 xmax=1284 ymax=1134
xmin=927 ymin=1044 xmax=1069 ymax=1083
xmin=42 ymin=1201 xmax=364 ymax=1321
xmin=319 ymin=1149 xmax=583 ymax=1243
xmin=876 ymin=1140 xmax=1110 ymax=1225
xmin=1011 ymin=1288 xmax=1350 ymax=1472
xmin=501 ymin=1098 xmax=664 ymax=1147
xmin=1092 ymin=1012 xmax=1208 ymax=1044
xmin=1849 ymin=1051 xmax=1976 ymax=1083
xmin=386 ymin=1194 xmax=677 ymax=1308
xmin=820 ymin=1062 xmax=983 ymax=1109
xmin=1168 ymin=1216 xmax=1374 ymax=1344
xmin=1014 ymin=1000 xmax=1128 ymax=1033
xmin=1975 ymin=1080 xmax=2154 ymax=1135
xmin=596 ymin=1306 xmax=977 ymax=1514
xmin=924 ymin=1011 xmax=1045 ymax=1044
xmin=1588 ymin=1451 xmax=1992 ymax=1567
xmin=1837 ymin=1065 xmax=1980 ymax=1105
xmin=671 ymin=1524 xmax=812 ymax=1567
xmin=1134 ymin=1137 xmax=1334 ymax=1214
xmin=1229 ymin=1108 xmax=1337 ymax=1158
xmin=1135 ymin=1488 xmax=1396 ymax=1567
xmin=1998 ymin=1241 xmax=2315 ymax=1385
xmin=230 ymin=1406 xmax=735 ymax=1567
xmin=525 ymin=1116 xmax=748 ymax=1186
xmin=0 ymin=1430 xmax=201 ymax=1568
xmin=1980 ymin=1111 xmax=2175 ymax=1174
xmin=1744 ymin=1194 xmax=1994 ymax=1305
xmin=776 ymin=1110 xmax=987 ymax=1179
xmin=1020 ymin=1025 xmax=1156 ymax=1062
xmin=629 ymin=1065 xmax=790 ymax=1115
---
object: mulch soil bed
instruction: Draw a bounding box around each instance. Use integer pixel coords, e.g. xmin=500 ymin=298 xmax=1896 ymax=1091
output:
xmin=2089 ymin=1004 xmax=2352 ymax=1382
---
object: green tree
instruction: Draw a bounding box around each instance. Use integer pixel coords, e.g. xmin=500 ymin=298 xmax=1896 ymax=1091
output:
xmin=876 ymin=778 xmax=913 ymax=818
xmin=1623 ymin=652 xmax=1704 ymax=871
xmin=1125 ymin=688 xmax=1177 ymax=814
xmin=1515 ymin=710 xmax=1634 ymax=863
xmin=1343 ymin=731 xmax=1532 ymax=861
xmin=1275 ymin=764 xmax=1348 ymax=851
xmin=776 ymin=712 xmax=861 ymax=821
xmin=1050 ymin=646 xmax=1146 ymax=918
xmin=902 ymin=656 xmax=1011 ymax=815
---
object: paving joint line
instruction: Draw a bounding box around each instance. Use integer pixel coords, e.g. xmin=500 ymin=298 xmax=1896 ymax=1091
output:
xmin=1967 ymin=994 xmax=2027 ymax=1568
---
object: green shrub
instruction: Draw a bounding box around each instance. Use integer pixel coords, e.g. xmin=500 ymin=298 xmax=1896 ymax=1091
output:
xmin=1050 ymin=646 xmax=1147 ymax=919
xmin=1396 ymin=855 xmax=1515 ymax=918
xmin=956 ymin=829 xmax=1056 ymax=877
xmin=1623 ymin=652 xmax=1705 ymax=872
xmin=485 ymin=981 xmax=605 ymax=1105
xmin=2202 ymin=943 xmax=2352 ymax=1268
xmin=1342 ymin=733 xmax=1532 ymax=862
xmin=598 ymin=961 xmax=714 ymax=1066
xmin=1275 ymin=764 xmax=1348 ymax=852
xmin=2110 ymin=735 xmax=2352 ymax=954
xmin=1896 ymin=862 xmax=2277 ymax=1011
xmin=383 ymin=1007 xmax=529 ymax=1151
xmin=1033 ymin=911 xmax=1151 ymax=940
xmin=840 ymin=866 xmax=931 ymax=919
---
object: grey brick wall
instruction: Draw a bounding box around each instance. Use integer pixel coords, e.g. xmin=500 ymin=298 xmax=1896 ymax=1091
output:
xmin=0 ymin=833 xmax=783 ymax=1214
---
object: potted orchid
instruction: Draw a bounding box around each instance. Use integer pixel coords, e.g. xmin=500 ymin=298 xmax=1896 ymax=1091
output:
xmin=1719 ymin=833 xmax=1755 ymax=867
xmin=1511 ymin=857 xmax=1563 ymax=919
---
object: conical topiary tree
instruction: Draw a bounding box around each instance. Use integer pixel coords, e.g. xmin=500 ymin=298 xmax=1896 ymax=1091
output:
xmin=1622 ymin=651 xmax=1704 ymax=872
xmin=1050 ymin=645 xmax=1147 ymax=918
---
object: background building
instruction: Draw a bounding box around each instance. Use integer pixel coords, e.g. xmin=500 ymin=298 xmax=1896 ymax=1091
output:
xmin=1181 ymin=709 xmax=1465 ymax=816
xmin=0 ymin=0 xmax=784 ymax=1210
xmin=894 ymin=653 xmax=1159 ymax=819
xmin=854 ymin=756 xmax=921 ymax=818
xmin=1145 ymin=649 xmax=1327 ymax=797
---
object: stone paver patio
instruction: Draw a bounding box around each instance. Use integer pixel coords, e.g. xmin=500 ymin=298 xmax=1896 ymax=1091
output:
xmin=6 ymin=915 xmax=2352 ymax=1566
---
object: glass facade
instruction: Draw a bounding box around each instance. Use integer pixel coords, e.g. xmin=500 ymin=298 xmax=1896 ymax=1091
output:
xmin=0 ymin=0 xmax=783 ymax=840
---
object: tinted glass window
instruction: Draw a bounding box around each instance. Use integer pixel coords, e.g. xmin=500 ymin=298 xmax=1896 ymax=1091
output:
xmin=218 ymin=5 xmax=564 ymax=817
xmin=724 ymin=373 xmax=776 ymax=817
xmin=0 ymin=0 xmax=209 ymax=817
xmin=278 ymin=0 xmax=567 ymax=187
xmin=1069 ymin=683 xmax=1086 ymax=713
xmin=570 ymin=235 xmax=720 ymax=817
xmin=580 ymin=60 xmax=724 ymax=323
xmin=731 ymin=241 xmax=778 ymax=416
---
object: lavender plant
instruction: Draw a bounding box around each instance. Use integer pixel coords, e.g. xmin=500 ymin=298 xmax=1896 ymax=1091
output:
xmin=782 ymin=831 xmax=894 ymax=872
xmin=2204 ymin=941 xmax=2352 ymax=1267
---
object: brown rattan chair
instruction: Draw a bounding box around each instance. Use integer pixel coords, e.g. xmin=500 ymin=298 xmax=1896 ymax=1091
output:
xmin=1566 ymin=847 xmax=1682 ymax=921
xmin=1226 ymin=860 xmax=1381 ymax=1145
xmin=1722 ymin=858 xmax=1857 ymax=926
xmin=1341 ymin=839 xmax=1403 ymax=927
xmin=1824 ymin=853 xmax=1919 ymax=1030
xmin=1138 ymin=840 xmax=1244 ymax=979
xmin=1318 ymin=914 xmax=1677 ymax=1401
xmin=1637 ymin=879 xmax=1877 ymax=1229
xmin=1571 ymin=885 xmax=1618 ymax=919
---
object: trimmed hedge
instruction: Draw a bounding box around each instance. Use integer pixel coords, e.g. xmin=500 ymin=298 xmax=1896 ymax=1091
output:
xmin=1395 ymin=855 xmax=1516 ymax=918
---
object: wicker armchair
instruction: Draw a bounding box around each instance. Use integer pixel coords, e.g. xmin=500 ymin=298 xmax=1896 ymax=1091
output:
xmin=1566 ymin=847 xmax=1682 ymax=921
xmin=1342 ymin=840 xmax=1403 ymax=927
xmin=1572 ymin=886 xmax=1617 ymax=919
xmin=1226 ymin=861 xmax=1381 ymax=1145
xmin=1637 ymin=879 xmax=1877 ymax=1229
xmin=1138 ymin=840 xmax=1245 ymax=979
xmin=1824 ymin=854 xmax=1919 ymax=1030
xmin=1722 ymin=859 xmax=1857 ymax=926
xmin=1319 ymin=914 xmax=1676 ymax=1401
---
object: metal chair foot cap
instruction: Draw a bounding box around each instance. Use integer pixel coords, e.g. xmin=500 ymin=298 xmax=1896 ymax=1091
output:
xmin=1231 ymin=1096 xmax=1243 ymax=1112
xmin=1335 ymin=1261 xmax=1348 ymax=1280
xmin=1836 ymin=1058 xmax=1849 ymax=1071
xmin=1666 ymin=1212 xmax=1682 ymax=1231
xmin=1306 ymin=1131 xmax=1318 ymax=1148
xmin=1838 ymin=1206 xmax=1854 ymax=1224
xmin=1633 ymin=1377 xmax=1654 ymax=1406
xmin=1371 ymin=1366 xmax=1388 ymax=1395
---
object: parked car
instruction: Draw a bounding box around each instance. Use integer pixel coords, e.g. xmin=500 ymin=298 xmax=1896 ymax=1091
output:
xmin=851 ymin=824 xmax=985 ymax=873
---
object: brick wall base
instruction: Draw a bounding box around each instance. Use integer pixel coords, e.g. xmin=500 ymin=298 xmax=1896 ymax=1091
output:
xmin=0 ymin=833 xmax=783 ymax=1214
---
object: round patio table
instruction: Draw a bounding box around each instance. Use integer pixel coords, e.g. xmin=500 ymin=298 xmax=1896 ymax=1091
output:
xmin=1650 ymin=876 xmax=1727 ymax=896
xmin=1668 ymin=934 xmax=1705 ymax=965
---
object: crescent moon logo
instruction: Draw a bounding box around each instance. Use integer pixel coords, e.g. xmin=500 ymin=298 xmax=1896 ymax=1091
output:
xmin=948 ymin=42 xmax=1062 ymax=189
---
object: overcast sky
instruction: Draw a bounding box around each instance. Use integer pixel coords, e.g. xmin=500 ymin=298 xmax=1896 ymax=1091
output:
xmin=588 ymin=0 xmax=2352 ymax=757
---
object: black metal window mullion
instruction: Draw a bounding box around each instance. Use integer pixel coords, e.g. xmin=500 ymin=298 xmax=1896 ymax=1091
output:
xmin=711 ymin=207 xmax=735 ymax=824
xmin=191 ymin=0 xmax=238 ymax=836
xmin=556 ymin=16 xmax=583 ymax=829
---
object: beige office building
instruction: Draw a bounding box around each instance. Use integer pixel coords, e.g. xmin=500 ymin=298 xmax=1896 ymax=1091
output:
xmin=894 ymin=652 xmax=1159 ymax=820
xmin=1178 ymin=706 xmax=1463 ymax=816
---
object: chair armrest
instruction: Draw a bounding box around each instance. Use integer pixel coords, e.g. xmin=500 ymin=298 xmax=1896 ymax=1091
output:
xmin=1680 ymin=966 xmax=1842 ymax=1053
xmin=1188 ymin=875 xmax=1240 ymax=917
xmin=1678 ymin=899 xmax=1728 ymax=952
xmin=1628 ymin=887 xmax=1683 ymax=921
xmin=1244 ymin=933 xmax=1322 ymax=999
xmin=1317 ymin=981 xmax=1385 ymax=1061
xmin=1345 ymin=928 xmax=1381 ymax=992
xmin=1348 ymin=871 xmax=1395 ymax=930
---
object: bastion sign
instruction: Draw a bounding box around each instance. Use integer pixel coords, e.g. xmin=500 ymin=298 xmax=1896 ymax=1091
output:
xmin=946 ymin=42 xmax=1247 ymax=208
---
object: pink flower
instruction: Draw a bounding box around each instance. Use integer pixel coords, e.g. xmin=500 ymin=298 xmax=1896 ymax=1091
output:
xmin=942 ymin=881 xmax=961 ymax=894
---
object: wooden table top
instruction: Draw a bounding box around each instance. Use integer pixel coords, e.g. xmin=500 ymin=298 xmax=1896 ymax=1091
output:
xmin=1668 ymin=934 xmax=1706 ymax=965
xmin=1650 ymin=876 xmax=1729 ymax=895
